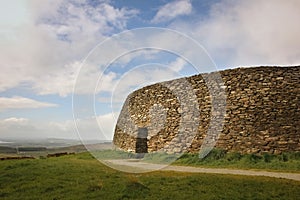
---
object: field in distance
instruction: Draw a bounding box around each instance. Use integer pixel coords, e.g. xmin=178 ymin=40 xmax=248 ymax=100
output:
xmin=0 ymin=138 xmax=112 ymax=158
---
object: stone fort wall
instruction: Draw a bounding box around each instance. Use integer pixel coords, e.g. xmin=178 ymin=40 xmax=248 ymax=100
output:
xmin=113 ymin=66 xmax=300 ymax=154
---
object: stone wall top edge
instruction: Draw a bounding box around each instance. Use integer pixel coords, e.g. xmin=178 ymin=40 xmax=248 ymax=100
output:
xmin=128 ymin=65 xmax=300 ymax=96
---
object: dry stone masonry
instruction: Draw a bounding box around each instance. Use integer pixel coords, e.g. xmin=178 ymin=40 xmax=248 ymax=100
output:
xmin=113 ymin=66 xmax=300 ymax=155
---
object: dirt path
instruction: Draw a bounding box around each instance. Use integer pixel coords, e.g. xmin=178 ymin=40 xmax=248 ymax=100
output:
xmin=104 ymin=159 xmax=300 ymax=181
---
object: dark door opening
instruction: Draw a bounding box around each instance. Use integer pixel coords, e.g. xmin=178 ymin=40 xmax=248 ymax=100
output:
xmin=135 ymin=127 xmax=148 ymax=158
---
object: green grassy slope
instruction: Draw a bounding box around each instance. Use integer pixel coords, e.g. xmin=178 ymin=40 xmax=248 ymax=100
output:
xmin=0 ymin=152 xmax=299 ymax=200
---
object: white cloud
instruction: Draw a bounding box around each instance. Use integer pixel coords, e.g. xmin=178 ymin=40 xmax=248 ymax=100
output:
xmin=0 ymin=0 xmax=138 ymax=96
xmin=0 ymin=0 xmax=29 ymax=28
xmin=151 ymin=0 xmax=192 ymax=23
xmin=0 ymin=117 xmax=39 ymax=139
xmin=0 ymin=96 xmax=58 ymax=111
xmin=32 ymin=61 xmax=80 ymax=97
xmin=96 ymin=113 xmax=117 ymax=140
xmin=0 ymin=117 xmax=65 ymax=139
xmin=103 ymin=64 xmax=182 ymax=105
xmin=171 ymin=0 xmax=300 ymax=67
xmin=168 ymin=57 xmax=187 ymax=72
xmin=0 ymin=116 xmax=112 ymax=140
xmin=3 ymin=117 xmax=29 ymax=124
xmin=50 ymin=113 xmax=117 ymax=140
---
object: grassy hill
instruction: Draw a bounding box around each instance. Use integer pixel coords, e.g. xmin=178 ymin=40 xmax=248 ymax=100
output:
xmin=0 ymin=152 xmax=299 ymax=200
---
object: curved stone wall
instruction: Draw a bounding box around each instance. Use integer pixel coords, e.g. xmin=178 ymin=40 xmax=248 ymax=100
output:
xmin=113 ymin=66 xmax=300 ymax=154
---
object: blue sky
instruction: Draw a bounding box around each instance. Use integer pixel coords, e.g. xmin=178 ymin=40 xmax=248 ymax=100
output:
xmin=0 ymin=0 xmax=299 ymax=141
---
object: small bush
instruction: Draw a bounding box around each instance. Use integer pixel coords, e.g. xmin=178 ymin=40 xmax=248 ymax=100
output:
xmin=262 ymin=153 xmax=274 ymax=163
xmin=243 ymin=154 xmax=262 ymax=163
xmin=287 ymin=152 xmax=300 ymax=160
xmin=204 ymin=148 xmax=227 ymax=160
xmin=278 ymin=153 xmax=289 ymax=162
xmin=226 ymin=152 xmax=242 ymax=161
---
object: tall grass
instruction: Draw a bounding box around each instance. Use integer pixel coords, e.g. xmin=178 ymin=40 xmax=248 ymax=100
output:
xmin=173 ymin=149 xmax=300 ymax=172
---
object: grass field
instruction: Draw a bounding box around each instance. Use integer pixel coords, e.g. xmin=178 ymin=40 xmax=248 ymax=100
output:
xmin=0 ymin=152 xmax=300 ymax=199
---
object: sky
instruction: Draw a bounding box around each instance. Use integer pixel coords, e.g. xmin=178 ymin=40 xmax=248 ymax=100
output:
xmin=0 ymin=0 xmax=299 ymax=141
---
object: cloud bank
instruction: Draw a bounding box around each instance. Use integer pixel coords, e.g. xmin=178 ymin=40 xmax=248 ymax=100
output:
xmin=171 ymin=0 xmax=300 ymax=67
xmin=0 ymin=96 xmax=57 ymax=111
xmin=0 ymin=0 xmax=138 ymax=96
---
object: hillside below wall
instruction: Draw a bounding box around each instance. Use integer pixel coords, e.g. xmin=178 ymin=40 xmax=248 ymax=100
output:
xmin=113 ymin=66 xmax=300 ymax=154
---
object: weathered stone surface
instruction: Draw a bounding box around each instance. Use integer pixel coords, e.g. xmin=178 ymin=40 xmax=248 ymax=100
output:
xmin=113 ymin=66 xmax=300 ymax=154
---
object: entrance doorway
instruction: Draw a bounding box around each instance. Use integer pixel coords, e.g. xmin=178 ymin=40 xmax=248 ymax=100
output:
xmin=135 ymin=127 xmax=148 ymax=157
